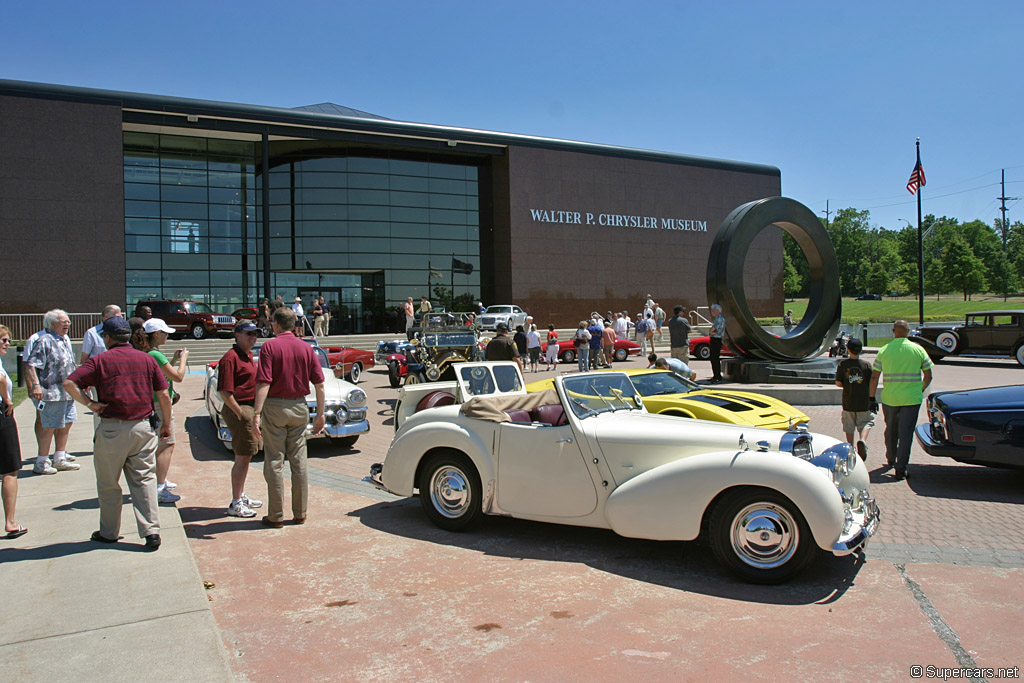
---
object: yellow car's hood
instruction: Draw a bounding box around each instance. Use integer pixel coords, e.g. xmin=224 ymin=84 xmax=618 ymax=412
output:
xmin=647 ymin=388 xmax=809 ymax=429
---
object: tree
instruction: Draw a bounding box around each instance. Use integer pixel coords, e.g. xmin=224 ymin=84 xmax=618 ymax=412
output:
xmin=782 ymin=252 xmax=802 ymax=300
xmin=782 ymin=233 xmax=809 ymax=297
xmin=940 ymin=234 xmax=987 ymax=301
xmin=824 ymin=208 xmax=871 ymax=296
xmin=989 ymin=253 xmax=1020 ymax=301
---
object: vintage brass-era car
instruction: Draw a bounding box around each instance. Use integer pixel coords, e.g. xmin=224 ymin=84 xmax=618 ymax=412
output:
xmin=372 ymin=362 xmax=879 ymax=584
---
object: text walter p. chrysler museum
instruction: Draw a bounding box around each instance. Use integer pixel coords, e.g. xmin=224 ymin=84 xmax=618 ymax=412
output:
xmin=529 ymin=208 xmax=708 ymax=231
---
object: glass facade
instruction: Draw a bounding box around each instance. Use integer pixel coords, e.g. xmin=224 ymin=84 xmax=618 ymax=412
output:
xmin=123 ymin=132 xmax=482 ymax=333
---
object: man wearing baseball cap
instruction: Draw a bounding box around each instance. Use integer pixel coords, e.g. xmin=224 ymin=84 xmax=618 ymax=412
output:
xmin=217 ymin=320 xmax=264 ymax=518
xmin=64 ymin=316 xmax=170 ymax=550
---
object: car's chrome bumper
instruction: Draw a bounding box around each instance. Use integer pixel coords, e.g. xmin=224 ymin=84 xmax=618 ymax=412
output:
xmin=367 ymin=462 xmax=388 ymax=491
xmin=832 ymin=496 xmax=881 ymax=556
xmin=313 ymin=419 xmax=370 ymax=438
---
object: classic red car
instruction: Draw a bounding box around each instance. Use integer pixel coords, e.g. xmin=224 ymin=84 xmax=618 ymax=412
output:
xmin=541 ymin=337 xmax=642 ymax=363
xmin=320 ymin=344 xmax=375 ymax=383
xmin=689 ymin=335 xmax=734 ymax=360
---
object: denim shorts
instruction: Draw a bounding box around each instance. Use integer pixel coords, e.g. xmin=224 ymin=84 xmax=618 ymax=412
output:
xmin=39 ymin=399 xmax=77 ymax=429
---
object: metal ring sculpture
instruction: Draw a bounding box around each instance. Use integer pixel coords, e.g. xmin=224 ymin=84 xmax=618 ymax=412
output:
xmin=706 ymin=197 xmax=840 ymax=362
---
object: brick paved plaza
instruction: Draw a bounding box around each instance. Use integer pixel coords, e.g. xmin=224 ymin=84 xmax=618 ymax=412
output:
xmin=170 ymin=349 xmax=1023 ymax=681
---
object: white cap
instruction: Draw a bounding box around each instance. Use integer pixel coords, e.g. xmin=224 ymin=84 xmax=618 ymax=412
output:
xmin=142 ymin=318 xmax=175 ymax=334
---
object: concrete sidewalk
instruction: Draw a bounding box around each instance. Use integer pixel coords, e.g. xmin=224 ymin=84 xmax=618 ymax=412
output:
xmin=0 ymin=398 xmax=234 ymax=682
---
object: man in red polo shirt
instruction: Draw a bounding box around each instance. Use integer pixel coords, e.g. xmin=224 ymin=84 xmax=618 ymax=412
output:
xmin=64 ymin=316 xmax=170 ymax=551
xmin=217 ymin=320 xmax=265 ymax=518
xmin=253 ymin=307 xmax=325 ymax=528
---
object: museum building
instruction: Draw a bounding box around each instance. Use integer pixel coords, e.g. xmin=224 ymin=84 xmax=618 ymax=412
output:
xmin=0 ymin=79 xmax=783 ymax=333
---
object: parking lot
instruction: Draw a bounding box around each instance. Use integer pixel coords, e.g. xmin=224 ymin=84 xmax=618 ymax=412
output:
xmin=173 ymin=350 xmax=1024 ymax=681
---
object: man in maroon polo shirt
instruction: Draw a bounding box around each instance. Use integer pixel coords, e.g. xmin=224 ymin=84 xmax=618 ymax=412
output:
xmin=253 ymin=307 xmax=325 ymax=528
xmin=217 ymin=320 xmax=265 ymax=518
xmin=64 ymin=316 xmax=170 ymax=551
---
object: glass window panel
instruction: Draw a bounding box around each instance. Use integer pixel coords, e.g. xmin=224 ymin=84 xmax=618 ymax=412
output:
xmin=210 ymin=270 xmax=243 ymax=287
xmin=127 ymin=287 xmax=162 ymax=304
xmin=159 ymin=135 xmax=207 ymax=153
xmin=389 ymin=190 xmax=429 ymax=207
xmin=208 ymin=158 xmax=255 ymax=174
xmin=389 ymin=159 xmax=429 ymax=176
xmin=430 ymin=194 xmax=467 ymax=210
xmin=126 ymin=269 xmax=163 ymax=287
xmin=466 ymin=167 xmax=478 ymax=181
xmin=297 ymin=254 xmax=348 ymax=270
xmin=348 ymin=173 xmax=389 ymax=190
xmin=162 ymin=202 xmax=209 ymax=220
xmin=429 ymin=208 xmax=468 ymax=225
xmin=161 ymin=185 xmax=208 ymax=203
xmin=125 ymin=200 xmax=160 ymax=218
xmin=431 ymin=225 xmax=467 ymax=240
xmin=348 ymin=237 xmax=392 ymax=252
xmin=390 ymin=206 xmax=429 ymax=223
xmin=269 ymin=205 xmax=292 ymax=221
xmin=348 ymin=254 xmax=389 ymax=269
xmin=159 ymin=153 xmax=207 ymax=169
xmin=270 ymin=237 xmax=292 ymax=253
xmin=300 ymin=204 xmax=348 ymax=220
xmin=210 ymin=204 xmax=246 ymax=222
xmin=124 ymin=151 xmax=159 ymax=168
xmin=209 ymin=238 xmax=242 ymax=255
xmin=347 ymin=189 xmax=389 ymax=205
xmin=124 ymin=183 xmax=160 ymax=201
xmin=161 ymin=167 xmax=207 ymax=185
xmin=389 ymin=175 xmax=429 ymax=192
xmin=467 ymin=196 xmax=478 ymax=211
xmin=269 ymin=254 xmax=291 ymax=270
xmin=347 ymin=157 xmax=388 ymax=173
xmin=125 ymin=253 xmax=161 ymax=269
xmin=208 ymin=139 xmax=254 ymax=156
xmin=390 ymin=254 xmax=427 ymax=269
xmin=124 ymin=131 xmax=159 ymax=152
xmin=389 ymin=238 xmax=430 ymax=254
xmin=162 ymin=253 xmax=210 ymax=269
xmin=297 ymin=188 xmax=347 ymax=204
xmin=429 ymin=163 xmax=467 ymax=180
xmin=390 ymin=223 xmax=428 ymax=238
xmin=268 ymin=172 xmax=291 ymax=189
xmin=209 ymin=289 xmax=244 ymax=308
xmin=126 ymin=218 xmax=161 ymax=235
xmin=124 ymin=166 xmax=161 ymax=183
xmin=208 ymin=220 xmax=242 ymax=238
xmin=208 ymin=170 xmax=244 ymax=188
xmin=297 ymin=221 xmax=346 ymax=238
xmin=296 ymin=171 xmax=346 ymax=188
xmin=295 ymin=157 xmax=347 ymax=172
xmin=269 ymin=221 xmax=291 ymax=237
xmin=428 ymin=178 xmax=467 ymax=195
xmin=269 ymin=189 xmax=292 ymax=205
xmin=347 ymin=221 xmax=387 ymax=238
xmin=125 ymin=235 xmax=162 ymax=252
xmin=209 ymin=187 xmax=248 ymax=205
xmin=430 ymin=239 xmax=468 ymax=256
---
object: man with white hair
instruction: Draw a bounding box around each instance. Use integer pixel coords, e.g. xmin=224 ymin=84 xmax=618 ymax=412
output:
xmin=24 ymin=309 xmax=80 ymax=474
xmin=80 ymin=304 xmax=122 ymax=364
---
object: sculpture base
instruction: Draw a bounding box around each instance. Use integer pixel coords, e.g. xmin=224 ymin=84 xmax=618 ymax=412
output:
xmin=722 ymin=357 xmax=838 ymax=385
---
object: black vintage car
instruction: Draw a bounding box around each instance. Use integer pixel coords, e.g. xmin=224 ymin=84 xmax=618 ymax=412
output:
xmin=910 ymin=310 xmax=1024 ymax=366
xmin=915 ymin=385 xmax=1024 ymax=469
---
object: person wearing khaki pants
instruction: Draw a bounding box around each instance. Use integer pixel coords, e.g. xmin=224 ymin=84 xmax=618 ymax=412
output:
xmin=253 ymin=307 xmax=325 ymax=528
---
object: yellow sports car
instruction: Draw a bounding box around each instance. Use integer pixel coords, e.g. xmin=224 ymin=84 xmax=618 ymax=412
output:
xmin=526 ymin=368 xmax=809 ymax=430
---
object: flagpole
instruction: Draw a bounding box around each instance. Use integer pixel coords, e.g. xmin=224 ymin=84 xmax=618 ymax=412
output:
xmin=916 ymin=137 xmax=924 ymax=326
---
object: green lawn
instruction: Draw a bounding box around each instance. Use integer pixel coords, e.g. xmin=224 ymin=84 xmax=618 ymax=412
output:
xmin=771 ymin=295 xmax=1024 ymax=325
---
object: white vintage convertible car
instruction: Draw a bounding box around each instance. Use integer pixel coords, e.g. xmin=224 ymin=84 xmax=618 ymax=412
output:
xmin=204 ymin=343 xmax=369 ymax=451
xmin=371 ymin=362 xmax=879 ymax=584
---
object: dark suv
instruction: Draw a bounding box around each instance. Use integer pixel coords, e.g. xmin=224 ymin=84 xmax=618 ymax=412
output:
xmin=137 ymin=299 xmax=236 ymax=339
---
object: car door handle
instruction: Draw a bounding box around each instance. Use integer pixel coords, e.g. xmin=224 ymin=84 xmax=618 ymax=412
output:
xmin=556 ymin=437 xmax=574 ymax=443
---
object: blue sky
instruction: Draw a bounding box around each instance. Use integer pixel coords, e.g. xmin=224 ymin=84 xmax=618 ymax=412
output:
xmin=3 ymin=1 xmax=1022 ymax=230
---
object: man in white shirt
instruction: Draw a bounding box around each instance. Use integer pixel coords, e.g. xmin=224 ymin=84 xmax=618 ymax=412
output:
xmin=80 ymin=304 xmax=122 ymax=364
xmin=291 ymin=297 xmax=308 ymax=334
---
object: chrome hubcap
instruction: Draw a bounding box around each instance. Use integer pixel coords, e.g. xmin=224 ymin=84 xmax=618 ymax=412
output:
xmin=429 ymin=466 xmax=471 ymax=518
xmin=730 ymin=503 xmax=798 ymax=569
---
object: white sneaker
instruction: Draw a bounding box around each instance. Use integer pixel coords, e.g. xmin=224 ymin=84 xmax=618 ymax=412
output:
xmin=240 ymin=494 xmax=263 ymax=509
xmin=53 ymin=460 xmax=81 ymax=471
xmin=157 ymin=487 xmax=181 ymax=503
xmin=164 ymin=480 xmax=178 ymax=490
xmin=227 ymin=500 xmax=256 ymax=518
xmin=33 ymin=459 xmax=57 ymax=475
xmin=64 ymin=453 xmax=77 ymax=462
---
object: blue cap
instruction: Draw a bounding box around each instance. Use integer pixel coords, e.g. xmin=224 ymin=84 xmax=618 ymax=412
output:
xmin=234 ymin=320 xmax=259 ymax=333
xmin=101 ymin=316 xmax=131 ymax=336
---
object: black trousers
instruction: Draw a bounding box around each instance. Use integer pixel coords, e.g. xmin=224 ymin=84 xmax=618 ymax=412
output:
xmin=710 ymin=337 xmax=723 ymax=380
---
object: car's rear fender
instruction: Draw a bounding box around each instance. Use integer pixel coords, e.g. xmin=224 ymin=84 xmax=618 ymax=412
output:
xmin=604 ymin=449 xmax=845 ymax=551
xmin=381 ymin=420 xmax=497 ymax=502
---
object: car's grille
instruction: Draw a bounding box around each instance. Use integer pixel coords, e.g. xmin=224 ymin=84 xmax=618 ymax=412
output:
xmin=480 ymin=317 xmax=496 ymax=325
xmin=214 ymin=316 xmax=233 ymax=323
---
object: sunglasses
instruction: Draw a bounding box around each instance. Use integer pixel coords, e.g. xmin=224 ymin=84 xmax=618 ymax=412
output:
xmin=241 ymin=331 xmax=259 ymax=337
xmin=0 ymin=338 xmax=10 ymax=344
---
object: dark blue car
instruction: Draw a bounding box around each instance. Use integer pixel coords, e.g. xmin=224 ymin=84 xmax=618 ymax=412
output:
xmin=915 ymin=385 xmax=1024 ymax=469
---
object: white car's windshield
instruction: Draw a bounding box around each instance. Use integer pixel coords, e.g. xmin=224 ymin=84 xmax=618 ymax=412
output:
xmin=484 ymin=306 xmax=512 ymax=314
xmin=562 ymin=374 xmax=642 ymax=418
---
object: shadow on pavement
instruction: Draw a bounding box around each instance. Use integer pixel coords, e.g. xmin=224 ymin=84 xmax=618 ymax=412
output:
xmin=54 ymin=495 xmax=130 ymax=511
xmin=867 ymin=462 xmax=1024 ymax=503
xmin=184 ymin=414 xmax=239 ymax=462
xmin=349 ymin=498 xmax=864 ymax=606
xmin=0 ymin=539 xmax=150 ymax=561
xmin=376 ymin=397 xmax=395 ymax=427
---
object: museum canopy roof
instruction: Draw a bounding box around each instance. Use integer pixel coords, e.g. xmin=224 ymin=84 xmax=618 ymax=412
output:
xmin=0 ymin=78 xmax=779 ymax=176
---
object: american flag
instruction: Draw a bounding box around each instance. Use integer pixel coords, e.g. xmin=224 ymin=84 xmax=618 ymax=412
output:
xmin=906 ymin=160 xmax=926 ymax=195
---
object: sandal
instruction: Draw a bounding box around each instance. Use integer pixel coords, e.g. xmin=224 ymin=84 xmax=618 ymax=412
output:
xmin=4 ymin=525 xmax=28 ymax=539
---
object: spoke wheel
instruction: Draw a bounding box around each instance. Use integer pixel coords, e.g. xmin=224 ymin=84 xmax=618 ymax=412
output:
xmin=936 ymin=331 xmax=959 ymax=353
xmin=405 ymin=370 xmax=426 ymax=385
xmin=1016 ymin=344 xmax=1024 ymax=367
xmin=613 ymin=348 xmax=628 ymax=362
xmin=349 ymin=363 xmax=362 ymax=384
xmin=710 ymin=488 xmax=814 ymax=584
xmin=696 ymin=344 xmax=711 ymax=360
xmin=418 ymin=451 xmax=482 ymax=531
xmin=191 ymin=324 xmax=208 ymax=340
xmin=560 ymin=349 xmax=575 ymax=364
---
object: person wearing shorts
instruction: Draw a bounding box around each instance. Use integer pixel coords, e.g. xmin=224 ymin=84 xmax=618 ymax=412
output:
xmin=25 ymin=309 xmax=80 ymax=474
xmin=217 ymin=320 xmax=264 ymax=518
xmin=835 ymin=338 xmax=875 ymax=461
xmin=544 ymin=325 xmax=559 ymax=370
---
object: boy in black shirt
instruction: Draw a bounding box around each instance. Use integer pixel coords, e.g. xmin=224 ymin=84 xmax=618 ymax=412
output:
xmin=834 ymin=338 xmax=875 ymax=461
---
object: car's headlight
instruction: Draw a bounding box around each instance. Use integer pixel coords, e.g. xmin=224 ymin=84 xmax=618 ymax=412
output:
xmin=347 ymin=388 xmax=367 ymax=408
xmin=808 ymin=442 xmax=855 ymax=485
